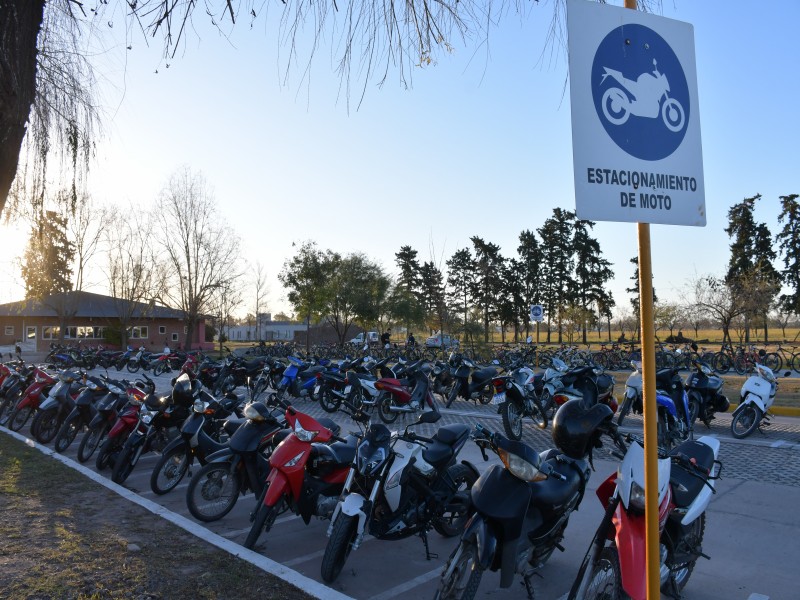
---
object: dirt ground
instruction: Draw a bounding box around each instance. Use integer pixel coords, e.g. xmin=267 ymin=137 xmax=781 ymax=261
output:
xmin=0 ymin=435 xmax=314 ymax=600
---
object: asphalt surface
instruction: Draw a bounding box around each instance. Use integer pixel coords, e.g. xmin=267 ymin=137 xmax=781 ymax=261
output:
xmin=3 ymin=364 xmax=799 ymax=600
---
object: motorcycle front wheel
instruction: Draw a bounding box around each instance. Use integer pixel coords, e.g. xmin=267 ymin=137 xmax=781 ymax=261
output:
xmin=127 ymin=360 xmax=141 ymax=373
xmin=319 ymin=386 xmax=343 ymax=413
xmin=567 ymin=546 xmax=621 ymax=600
xmin=500 ymin=401 xmax=523 ymax=441
xmin=111 ymin=443 xmax=139 ymax=484
xmin=731 ymin=404 xmax=761 ymax=439
xmin=7 ymin=405 xmax=33 ymax=432
xmin=616 ymin=394 xmax=633 ymax=426
xmin=95 ymin=437 xmax=119 ymax=471
xmin=433 ymin=539 xmax=483 ymax=600
xmin=54 ymin=414 xmax=82 ymax=453
xmin=150 ymin=445 xmax=190 ymax=495
xmin=244 ymin=502 xmax=281 ymax=550
xmin=31 ymin=408 xmax=60 ymax=444
xmin=320 ymin=514 xmax=359 ymax=583
xmin=186 ymin=462 xmax=242 ymax=522
xmin=78 ymin=424 xmax=106 ymax=463
xmin=445 ymin=384 xmax=460 ymax=409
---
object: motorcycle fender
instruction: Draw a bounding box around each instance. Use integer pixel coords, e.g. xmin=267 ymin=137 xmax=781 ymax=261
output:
xmin=160 ymin=436 xmax=188 ymax=456
xmin=204 ymin=447 xmax=235 ymax=464
xmin=737 ymin=393 xmax=766 ymax=413
xmin=460 ymin=460 xmax=481 ymax=484
xmin=460 ymin=512 xmax=496 ymax=571
xmin=614 ymin=507 xmax=647 ymax=600
xmin=263 ymin=469 xmax=288 ymax=507
xmin=38 ymin=396 xmax=58 ymax=411
xmin=339 ymin=492 xmax=369 ymax=536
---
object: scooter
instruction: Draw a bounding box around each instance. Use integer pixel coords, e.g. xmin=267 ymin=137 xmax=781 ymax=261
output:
xmin=730 ymin=361 xmax=791 ymax=439
xmin=30 ymin=369 xmax=84 ymax=444
xmin=6 ymin=366 xmax=56 ymax=432
xmin=243 ymin=402 xmax=358 ymax=549
xmin=375 ymin=361 xmax=439 ymax=424
xmin=53 ymin=374 xmax=110 ymax=453
xmin=568 ymin=433 xmax=722 ymax=600
xmin=685 ymin=358 xmax=729 ymax=428
xmin=444 ymin=353 xmax=500 ymax=408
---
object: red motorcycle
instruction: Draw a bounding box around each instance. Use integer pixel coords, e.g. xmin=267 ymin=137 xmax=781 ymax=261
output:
xmin=374 ymin=362 xmax=437 ymax=424
xmin=95 ymin=374 xmax=157 ymax=471
xmin=6 ymin=366 xmax=56 ymax=432
xmin=243 ymin=401 xmax=359 ymax=549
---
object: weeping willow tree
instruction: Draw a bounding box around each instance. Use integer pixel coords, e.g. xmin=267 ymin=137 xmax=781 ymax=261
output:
xmin=0 ymin=0 xmax=663 ymax=217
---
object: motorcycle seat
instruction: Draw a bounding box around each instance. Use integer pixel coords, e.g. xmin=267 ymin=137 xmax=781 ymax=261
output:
xmin=310 ymin=441 xmax=357 ymax=474
xmin=669 ymin=439 xmax=716 ymax=508
xmin=224 ymin=418 xmax=245 ymax=435
xmin=423 ymin=424 xmax=470 ymax=468
xmin=297 ymin=366 xmax=325 ymax=379
xmin=473 ymin=367 xmax=498 ymax=383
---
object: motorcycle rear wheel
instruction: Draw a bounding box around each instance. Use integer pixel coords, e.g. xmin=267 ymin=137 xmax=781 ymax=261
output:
xmin=662 ymin=513 xmax=704 ymax=595
xmin=567 ymin=546 xmax=621 ymax=600
xmin=153 ymin=362 xmax=166 ymax=376
xmin=378 ymin=392 xmax=400 ymax=424
xmin=433 ymin=539 xmax=483 ymax=600
xmin=500 ymin=401 xmax=523 ymax=441
xmin=319 ymin=386 xmax=343 ymax=413
xmin=95 ymin=437 xmax=119 ymax=471
xmin=244 ymin=502 xmax=281 ymax=549
xmin=731 ymin=404 xmax=761 ymax=439
xmin=150 ymin=445 xmax=190 ymax=495
xmin=186 ymin=462 xmax=242 ymax=522
xmin=320 ymin=514 xmax=359 ymax=583
xmin=433 ymin=464 xmax=478 ymax=537
xmin=127 ymin=360 xmax=141 ymax=373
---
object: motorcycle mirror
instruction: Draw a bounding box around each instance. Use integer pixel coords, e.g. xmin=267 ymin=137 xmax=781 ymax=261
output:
xmin=418 ymin=410 xmax=441 ymax=424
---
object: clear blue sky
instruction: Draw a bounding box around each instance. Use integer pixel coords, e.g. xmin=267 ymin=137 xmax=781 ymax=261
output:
xmin=1 ymin=0 xmax=798 ymax=320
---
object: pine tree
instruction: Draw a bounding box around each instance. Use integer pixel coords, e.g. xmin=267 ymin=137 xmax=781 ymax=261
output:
xmin=470 ymin=236 xmax=505 ymax=342
xmin=446 ymin=248 xmax=476 ymax=337
xmin=517 ymin=230 xmax=543 ymax=338
xmin=573 ymin=219 xmax=614 ymax=344
xmin=537 ymin=209 xmax=575 ymax=343
xmin=776 ymin=194 xmax=800 ymax=317
xmin=21 ymin=210 xmax=74 ymax=299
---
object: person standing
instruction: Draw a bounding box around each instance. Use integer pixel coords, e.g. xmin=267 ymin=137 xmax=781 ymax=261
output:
xmin=15 ymin=340 xmax=22 ymax=361
xmin=381 ymin=329 xmax=391 ymax=349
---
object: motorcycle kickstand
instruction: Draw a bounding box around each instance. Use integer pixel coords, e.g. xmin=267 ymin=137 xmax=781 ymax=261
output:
xmin=522 ymin=572 xmax=542 ymax=600
xmin=419 ymin=530 xmax=438 ymax=561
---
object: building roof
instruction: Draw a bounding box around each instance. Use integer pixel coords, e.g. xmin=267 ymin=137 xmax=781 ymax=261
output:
xmin=0 ymin=291 xmax=185 ymax=320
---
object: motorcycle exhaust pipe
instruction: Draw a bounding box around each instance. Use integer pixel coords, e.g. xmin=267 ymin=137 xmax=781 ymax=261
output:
xmin=389 ymin=405 xmax=414 ymax=413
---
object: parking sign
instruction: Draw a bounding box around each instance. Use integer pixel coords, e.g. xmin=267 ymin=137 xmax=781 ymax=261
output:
xmin=567 ymin=0 xmax=705 ymax=226
xmin=530 ymin=305 xmax=544 ymax=322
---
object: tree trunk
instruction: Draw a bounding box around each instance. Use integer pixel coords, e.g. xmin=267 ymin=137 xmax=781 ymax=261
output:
xmin=0 ymin=1 xmax=45 ymax=214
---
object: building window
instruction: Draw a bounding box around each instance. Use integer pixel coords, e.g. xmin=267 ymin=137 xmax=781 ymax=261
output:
xmin=159 ymin=326 xmax=166 ymax=335
xmin=26 ymin=326 xmax=36 ymax=341
xmin=171 ymin=333 xmax=179 ymax=342
xmin=129 ymin=326 xmax=149 ymax=339
xmin=42 ymin=326 xmax=61 ymax=340
xmin=4 ymin=326 xmax=12 ymax=336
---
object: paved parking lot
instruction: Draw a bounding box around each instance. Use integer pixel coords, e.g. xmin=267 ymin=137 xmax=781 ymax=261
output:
xmin=3 ymin=365 xmax=799 ymax=599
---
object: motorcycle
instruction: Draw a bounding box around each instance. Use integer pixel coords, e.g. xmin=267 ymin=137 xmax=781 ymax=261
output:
xmin=0 ymin=362 xmax=31 ymax=426
xmin=77 ymin=376 xmax=152 ymax=463
xmin=95 ymin=373 xmax=157 ymax=471
xmin=149 ymin=378 xmax=242 ymax=495
xmin=29 ymin=369 xmax=84 ymax=444
xmin=53 ymin=374 xmax=111 ymax=453
xmin=373 ymin=361 xmax=436 ymax=424
xmin=243 ymin=402 xmax=361 ymax=549
xmin=730 ymin=361 xmax=791 ymax=439
xmin=320 ymin=408 xmax=478 ymax=583
xmin=433 ymin=400 xmax=620 ymax=600
xmin=110 ymin=376 xmax=193 ymax=485
xmin=126 ymin=346 xmax=149 ymax=373
xmin=599 ymin=58 xmax=686 ymax=132
xmin=616 ymin=361 xmax=691 ymax=449
xmin=444 ymin=353 xmax=500 ymax=408
xmin=568 ymin=434 xmax=722 ymax=600
xmin=537 ymin=357 xmax=570 ymax=417
xmin=685 ymin=359 xmax=729 ymax=429
xmin=491 ymin=362 xmax=548 ymax=440
xmin=6 ymin=366 xmax=56 ymax=432
xmin=185 ymin=401 xmax=290 ymax=522
xmin=547 ymin=363 xmax=617 ymax=417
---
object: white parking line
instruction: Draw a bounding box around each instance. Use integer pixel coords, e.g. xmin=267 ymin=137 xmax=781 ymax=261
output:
xmin=367 ymin=567 xmax=442 ymax=600
xmin=748 ymin=594 xmax=770 ymax=600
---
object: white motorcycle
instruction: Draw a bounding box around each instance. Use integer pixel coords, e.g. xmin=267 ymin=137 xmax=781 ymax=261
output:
xmin=569 ymin=433 xmax=722 ymax=600
xmin=730 ymin=362 xmax=791 ymax=439
xmin=538 ymin=357 xmax=569 ymax=416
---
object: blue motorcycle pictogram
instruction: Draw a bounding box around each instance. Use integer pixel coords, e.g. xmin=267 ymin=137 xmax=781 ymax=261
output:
xmin=600 ymin=58 xmax=685 ymax=132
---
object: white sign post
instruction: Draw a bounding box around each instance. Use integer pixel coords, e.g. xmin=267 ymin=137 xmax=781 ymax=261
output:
xmin=567 ymin=0 xmax=705 ymax=226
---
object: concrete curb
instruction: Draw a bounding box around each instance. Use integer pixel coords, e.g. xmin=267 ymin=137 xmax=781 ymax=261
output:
xmin=0 ymin=425 xmax=355 ymax=600
xmin=728 ymin=404 xmax=800 ymax=417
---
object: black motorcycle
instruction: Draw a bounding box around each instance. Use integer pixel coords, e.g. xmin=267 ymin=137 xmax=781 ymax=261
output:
xmin=53 ymin=374 xmax=110 ymax=453
xmin=149 ymin=380 xmax=242 ymax=495
xmin=433 ymin=400 xmax=622 ymax=600
xmin=491 ymin=362 xmax=548 ymax=441
xmin=29 ymin=369 xmax=84 ymax=444
xmin=685 ymin=359 xmax=730 ymax=428
xmin=445 ymin=353 xmax=500 ymax=408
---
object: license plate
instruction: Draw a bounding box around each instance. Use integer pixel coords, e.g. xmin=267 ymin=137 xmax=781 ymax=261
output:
xmin=344 ymin=385 xmax=352 ymax=395
xmin=492 ymin=392 xmax=505 ymax=405
xmin=313 ymin=385 xmax=321 ymax=395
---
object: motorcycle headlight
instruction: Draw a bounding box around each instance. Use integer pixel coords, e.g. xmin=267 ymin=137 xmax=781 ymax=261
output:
xmin=141 ymin=411 xmax=155 ymax=424
xmin=498 ymin=448 xmax=547 ymax=482
xmin=293 ymin=419 xmax=318 ymax=442
xmin=193 ymin=400 xmax=207 ymax=413
xmin=357 ymin=444 xmax=388 ymax=477
xmin=629 ymin=481 xmax=646 ymax=512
